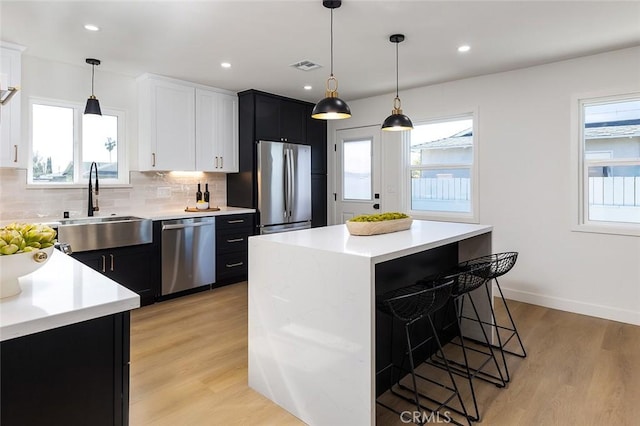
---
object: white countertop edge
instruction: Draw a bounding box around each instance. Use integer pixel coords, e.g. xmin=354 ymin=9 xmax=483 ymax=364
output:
xmin=370 ymin=225 xmax=493 ymax=264
xmin=0 ymin=296 xmax=140 ymax=342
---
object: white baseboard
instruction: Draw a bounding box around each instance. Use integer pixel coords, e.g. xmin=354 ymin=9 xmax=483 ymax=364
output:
xmin=498 ymin=286 xmax=640 ymax=326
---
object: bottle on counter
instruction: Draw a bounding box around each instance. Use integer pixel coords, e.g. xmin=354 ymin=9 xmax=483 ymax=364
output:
xmin=196 ymin=183 xmax=203 ymax=202
xmin=204 ymin=183 xmax=210 ymax=203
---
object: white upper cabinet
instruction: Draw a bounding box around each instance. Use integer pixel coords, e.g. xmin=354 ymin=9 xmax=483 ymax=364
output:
xmin=0 ymin=43 xmax=25 ymax=168
xmin=138 ymin=74 xmax=238 ymax=172
xmin=195 ymin=88 xmax=238 ymax=172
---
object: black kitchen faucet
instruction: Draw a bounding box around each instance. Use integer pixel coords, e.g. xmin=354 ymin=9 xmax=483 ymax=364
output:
xmin=87 ymin=162 xmax=100 ymax=216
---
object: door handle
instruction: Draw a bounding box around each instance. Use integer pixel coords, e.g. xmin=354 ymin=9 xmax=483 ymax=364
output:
xmin=110 ymin=254 xmax=114 ymax=272
xmin=373 ymin=203 xmax=380 ymax=210
xmin=101 ymin=255 xmax=106 ymax=273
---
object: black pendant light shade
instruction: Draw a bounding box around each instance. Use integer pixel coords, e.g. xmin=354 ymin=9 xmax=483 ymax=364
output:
xmin=311 ymin=0 xmax=351 ymax=120
xmin=382 ymin=34 xmax=413 ymax=131
xmin=84 ymin=58 xmax=102 ymax=116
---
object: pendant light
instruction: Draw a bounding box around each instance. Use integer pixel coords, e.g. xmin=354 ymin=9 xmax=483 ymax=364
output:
xmin=382 ymin=34 xmax=413 ymax=131
xmin=311 ymin=0 xmax=351 ymax=120
xmin=84 ymin=58 xmax=102 ymax=116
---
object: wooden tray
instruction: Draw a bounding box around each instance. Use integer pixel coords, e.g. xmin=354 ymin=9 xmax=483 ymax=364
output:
xmin=346 ymin=217 xmax=413 ymax=236
xmin=184 ymin=207 xmax=221 ymax=212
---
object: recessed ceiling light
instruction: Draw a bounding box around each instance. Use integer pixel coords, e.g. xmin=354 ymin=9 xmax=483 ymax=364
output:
xmin=458 ymin=45 xmax=471 ymax=53
xmin=84 ymin=24 xmax=100 ymax=32
xmin=221 ymin=62 xmax=231 ymax=69
xmin=304 ymin=85 xmax=312 ymax=90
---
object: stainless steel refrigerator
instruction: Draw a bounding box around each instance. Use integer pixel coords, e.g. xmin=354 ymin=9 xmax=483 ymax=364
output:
xmin=257 ymin=140 xmax=312 ymax=234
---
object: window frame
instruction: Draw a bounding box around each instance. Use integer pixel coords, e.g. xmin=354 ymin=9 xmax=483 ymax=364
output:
xmin=404 ymin=112 xmax=479 ymax=224
xmin=572 ymin=91 xmax=640 ymax=237
xmin=27 ymin=96 xmax=129 ymax=187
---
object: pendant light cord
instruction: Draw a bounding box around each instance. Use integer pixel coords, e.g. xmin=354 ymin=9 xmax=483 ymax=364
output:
xmin=91 ymin=64 xmax=95 ymax=96
xmin=395 ymin=41 xmax=399 ymax=98
xmin=330 ymin=8 xmax=334 ymax=77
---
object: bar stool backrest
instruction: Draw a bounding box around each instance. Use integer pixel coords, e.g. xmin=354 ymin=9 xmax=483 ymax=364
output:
xmin=378 ymin=278 xmax=455 ymax=323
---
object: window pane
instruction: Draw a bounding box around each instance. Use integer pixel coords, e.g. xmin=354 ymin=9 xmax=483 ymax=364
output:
xmin=343 ymin=139 xmax=372 ymax=200
xmin=32 ymin=104 xmax=74 ymax=182
xmin=587 ymin=165 xmax=640 ymax=224
xmin=82 ymin=114 xmax=119 ymax=180
xmin=410 ymin=119 xmax=473 ymax=166
xmin=584 ymin=100 xmax=640 ymax=161
xmin=411 ymin=168 xmax=471 ymax=213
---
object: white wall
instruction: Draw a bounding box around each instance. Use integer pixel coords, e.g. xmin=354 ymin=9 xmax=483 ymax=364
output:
xmin=21 ymin=55 xmax=139 ymax=166
xmin=329 ymin=47 xmax=640 ymax=325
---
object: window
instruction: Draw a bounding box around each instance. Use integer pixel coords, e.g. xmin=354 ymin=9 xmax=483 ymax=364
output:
xmin=407 ymin=114 xmax=477 ymax=222
xmin=29 ymin=98 xmax=127 ymax=185
xmin=578 ymin=95 xmax=640 ymax=233
xmin=343 ymin=138 xmax=372 ymax=200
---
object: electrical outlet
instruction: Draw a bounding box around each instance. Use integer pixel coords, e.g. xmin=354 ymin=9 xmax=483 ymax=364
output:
xmin=157 ymin=187 xmax=171 ymax=198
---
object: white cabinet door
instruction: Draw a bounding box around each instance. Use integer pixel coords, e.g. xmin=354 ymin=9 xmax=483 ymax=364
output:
xmin=0 ymin=45 xmax=23 ymax=168
xmin=138 ymin=77 xmax=195 ymax=171
xmin=195 ymin=89 xmax=238 ymax=172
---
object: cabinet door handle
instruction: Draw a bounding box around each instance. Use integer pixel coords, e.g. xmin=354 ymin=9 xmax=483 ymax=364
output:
xmin=13 ymin=145 xmax=18 ymax=163
xmin=110 ymin=254 xmax=114 ymax=272
xmin=215 ymin=156 xmax=218 ymax=168
xmin=220 ymin=156 xmax=223 ymax=168
xmin=226 ymin=238 xmax=244 ymax=243
xmin=227 ymin=219 xmax=244 ymax=224
xmin=226 ymin=262 xmax=244 ymax=268
xmin=101 ymin=255 xmax=106 ymax=273
xmin=152 ymin=153 xmax=156 ymax=167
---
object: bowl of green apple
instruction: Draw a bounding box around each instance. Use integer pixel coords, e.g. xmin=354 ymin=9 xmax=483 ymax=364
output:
xmin=0 ymin=223 xmax=57 ymax=298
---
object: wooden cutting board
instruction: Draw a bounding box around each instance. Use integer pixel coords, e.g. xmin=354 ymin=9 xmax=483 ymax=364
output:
xmin=184 ymin=207 xmax=221 ymax=212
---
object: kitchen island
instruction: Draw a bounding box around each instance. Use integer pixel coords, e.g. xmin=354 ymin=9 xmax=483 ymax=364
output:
xmin=248 ymin=220 xmax=492 ymax=426
xmin=1 ymin=250 xmax=140 ymax=426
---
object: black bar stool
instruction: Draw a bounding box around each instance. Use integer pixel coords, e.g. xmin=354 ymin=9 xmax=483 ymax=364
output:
xmin=457 ymin=252 xmax=525 ymax=383
xmin=424 ymin=265 xmax=507 ymax=422
xmin=376 ymin=276 xmax=471 ymax=426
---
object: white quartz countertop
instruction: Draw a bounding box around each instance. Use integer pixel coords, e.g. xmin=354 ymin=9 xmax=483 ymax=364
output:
xmin=0 ymin=250 xmax=140 ymax=342
xmin=250 ymin=220 xmax=492 ymax=263
xmin=1 ymin=206 xmax=255 ymax=227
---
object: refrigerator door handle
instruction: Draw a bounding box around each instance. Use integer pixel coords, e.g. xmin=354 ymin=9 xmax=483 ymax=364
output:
xmin=283 ymin=147 xmax=289 ymax=219
xmin=287 ymin=147 xmax=295 ymax=220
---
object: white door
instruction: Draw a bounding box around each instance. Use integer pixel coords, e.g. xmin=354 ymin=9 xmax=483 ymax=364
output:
xmin=333 ymin=126 xmax=382 ymax=224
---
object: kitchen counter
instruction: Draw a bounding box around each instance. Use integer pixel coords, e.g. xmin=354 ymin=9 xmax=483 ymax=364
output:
xmin=248 ymin=220 xmax=493 ymax=426
xmin=0 ymin=249 xmax=140 ymax=342
xmin=0 ymin=205 xmax=256 ymax=227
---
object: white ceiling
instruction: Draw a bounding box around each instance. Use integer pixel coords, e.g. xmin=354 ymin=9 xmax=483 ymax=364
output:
xmin=2 ymin=0 xmax=640 ymax=103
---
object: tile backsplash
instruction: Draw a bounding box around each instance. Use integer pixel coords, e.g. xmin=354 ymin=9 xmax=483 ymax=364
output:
xmin=0 ymin=169 xmax=227 ymax=221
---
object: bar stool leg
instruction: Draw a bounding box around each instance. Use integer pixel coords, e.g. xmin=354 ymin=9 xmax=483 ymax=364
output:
xmin=483 ymin=281 xmax=511 ymax=382
xmin=494 ymin=277 xmax=527 ymax=358
xmin=404 ymin=323 xmax=424 ymax=423
xmin=468 ymin=294 xmax=507 ymax=387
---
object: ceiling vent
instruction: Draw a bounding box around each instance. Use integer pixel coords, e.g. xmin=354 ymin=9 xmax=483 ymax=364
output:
xmin=290 ymin=60 xmax=322 ymax=71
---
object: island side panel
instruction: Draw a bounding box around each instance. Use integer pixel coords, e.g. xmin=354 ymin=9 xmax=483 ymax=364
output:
xmin=458 ymin=232 xmax=494 ymax=342
xmin=248 ymin=238 xmax=375 ymax=426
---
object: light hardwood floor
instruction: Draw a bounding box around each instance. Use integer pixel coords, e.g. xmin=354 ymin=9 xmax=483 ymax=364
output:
xmin=130 ymin=282 xmax=640 ymax=425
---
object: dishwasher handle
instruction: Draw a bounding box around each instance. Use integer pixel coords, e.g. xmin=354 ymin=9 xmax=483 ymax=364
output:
xmin=162 ymin=222 xmax=213 ymax=231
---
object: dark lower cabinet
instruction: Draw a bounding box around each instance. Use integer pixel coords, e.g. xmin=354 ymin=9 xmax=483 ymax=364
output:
xmin=1 ymin=312 xmax=131 ymax=426
xmin=72 ymin=244 xmax=157 ymax=306
xmin=215 ymin=213 xmax=255 ymax=285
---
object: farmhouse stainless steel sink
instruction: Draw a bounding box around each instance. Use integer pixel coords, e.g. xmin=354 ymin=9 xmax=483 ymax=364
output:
xmin=56 ymin=215 xmax=153 ymax=252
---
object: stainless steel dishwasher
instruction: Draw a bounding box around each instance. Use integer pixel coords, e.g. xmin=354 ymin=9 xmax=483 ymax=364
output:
xmin=161 ymin=217 xmax=215 ymax=296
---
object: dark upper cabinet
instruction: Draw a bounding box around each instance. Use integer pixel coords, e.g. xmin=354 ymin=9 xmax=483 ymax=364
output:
xmin=306 ymin=105 xmax=327 ymax=175
xmin=228 ymin=90 xmax=327 ymax=228
xmin=255 ymin=93 xmax=306 ymax=143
